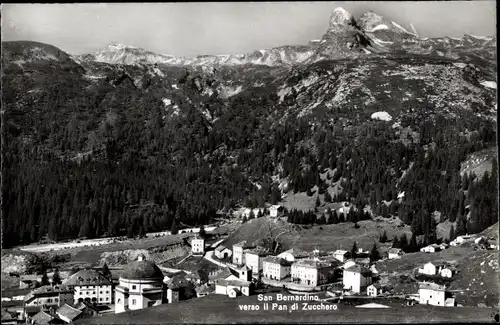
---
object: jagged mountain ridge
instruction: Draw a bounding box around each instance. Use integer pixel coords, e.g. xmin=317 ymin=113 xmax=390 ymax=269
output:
xmin=72 ymin=7 xmax=496 ymax=67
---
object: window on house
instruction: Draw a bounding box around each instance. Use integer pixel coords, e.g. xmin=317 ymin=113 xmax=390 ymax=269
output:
xmin=132 ymin=285 xmax=137 ymax=290
xmin=100 ymin=298 xmax=103 ymax=301
xmin=132 ymin=299 xmax=136 ymax=305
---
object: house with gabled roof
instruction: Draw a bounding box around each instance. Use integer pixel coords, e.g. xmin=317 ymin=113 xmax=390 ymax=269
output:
xmin=214 ymin=245 xmax=232 ymax=260
xmin=55 ymin=303 xmax=83 ymax=323
xmin=232 ymin=241 xmax=254 ymax=265
xmin=342 ymin=264 xmax=372 ymax=293
xmin=262 ymin=256 xmax=292 ymax=280
xmin=63 ymin=269 xmax=112 ymax=305
xmin=388 ymin=248 xmax=405 ymax=259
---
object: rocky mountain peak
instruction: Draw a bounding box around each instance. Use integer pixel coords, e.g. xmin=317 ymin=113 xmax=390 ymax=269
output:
xmin=358 ymin=10 xmax=391 ymax=32
xmin=328 ymin=7 xmax=357 ymax=30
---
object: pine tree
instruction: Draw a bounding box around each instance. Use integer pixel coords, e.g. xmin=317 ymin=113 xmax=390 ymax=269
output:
xmin=351 ymin=242 xmax=358 ymax=258
xmin=369 ymin=243 xmax=380 ymax=263
xmin=41 ymin=270 xmax=50 ymax=286
xmin=199 ymin=225 xmax=206 ymax=238
xmin=399 ymin=234 xmax=409 ymax=251
xmin=407 ymin=232 xmax=418 ymax=253
xmin=324 ymin=190 xmax=332 ymax=203
xmin=392 ymin=236 xmax=400 ymax=249
xmin=448 ymin=225 xmax=456 ymax=241
xmin=379 ymin=230 xmax=388 ymax=243
xmin=102 ymin=263 xmax=112 ymax=279
xmin=315 ymin=195 xmax=321 ymax=208
xmin=171 ymin=219 xmax=178 ymax=235
xmin=52 ymin=268 xmax=62 ymax=285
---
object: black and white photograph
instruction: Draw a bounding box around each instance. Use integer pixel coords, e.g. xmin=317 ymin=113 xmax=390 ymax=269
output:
xmin=1 ymin=2 xmax=498 ymax=324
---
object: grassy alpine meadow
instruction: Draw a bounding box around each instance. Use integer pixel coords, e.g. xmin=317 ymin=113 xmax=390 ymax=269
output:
xmin=76 ymin=293 xmax=498 ymax=324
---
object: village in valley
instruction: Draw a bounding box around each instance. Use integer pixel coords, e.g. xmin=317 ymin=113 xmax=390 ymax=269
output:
xmin=1 ymin=204 xmax=499 ymax=324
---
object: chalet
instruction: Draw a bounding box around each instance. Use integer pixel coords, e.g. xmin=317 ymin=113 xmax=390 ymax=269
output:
xmin=277 ymin=248 xmax=308 ymax=263
xmin=19 ymin=274 xmax=42 ymax=289
xmin=420 ymin=244 xmax=441 ymax=253
xmin=418 ymin=262 xmax=437 ymax=276
xmin=24 ymin=285 xmax=74 ymax=310
xmin=227 ymin=264 xmax=252 ymax=282
xmin=366 ymin=284 xmax=384 ymax=297
xmin=63 ymin=269 xmax=112 ymax=305
xmin=343 ymin=265 xmax=372 ymax=293
xmin=291 ymin=260 xmax=334 ymax=287
xmin=269 ymin=205 xmax=284 ymax=217
xmin=333 ymin=250 xmax=351 ymax=263
xmin=191 ymin=236 xmax=205 ymax=255
xmin=262 ymin=256 xmax=292 ymax=280
xmin=418 ymin=282 xmax=446 ymax=306
xmin=30 ymin=310 xmax=65 ymax=325
xmin=245 ymin=248 xmax=271 ymax=274
xmin=227 ymin=287 xmax=240 ymax=299
xmin=214 ymin=279 xmax=251 ymax=297
xmin=232 ymin=241 xmax=254 ymax=265
xmin=195 ymin=284 xmax=214 ymax=298
xmin=55 ymin=303 xmax=83 ymax=323
xmin=214 ymin=245 xmax=232 ymax=260
xmin=439 ymin=267 xmax=454 ymax=278
xmin=354 ymin=257 xmax=370 ymax=266
xmin=388 ymin=248 xmax=405 ymax=259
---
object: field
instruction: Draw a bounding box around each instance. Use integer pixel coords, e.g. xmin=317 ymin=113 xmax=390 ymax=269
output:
xmin=223 ymin=216 xmax=412 ymax=253
xmin=76 ymin=292 xmax=498 ymax=324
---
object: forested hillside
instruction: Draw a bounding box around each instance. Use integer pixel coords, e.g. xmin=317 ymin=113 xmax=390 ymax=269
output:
xmin=1 ymin=40 xmax=497 ymax=248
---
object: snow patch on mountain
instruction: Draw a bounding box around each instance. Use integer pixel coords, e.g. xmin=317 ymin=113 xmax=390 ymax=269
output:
xmin=162 ymin=98 xmax=172 ymax=107
xmin=453 ymin=62 xmax=467 ymax=69
xmin=480 ymin=81 xmax=497 ymax=89
xmin=218 ymin=85 xmax=243 ymax=98
xmin=366 ymin=24 xmax=389 ymax=32
xmin=371 ymin=111 xmax=393 ymax=121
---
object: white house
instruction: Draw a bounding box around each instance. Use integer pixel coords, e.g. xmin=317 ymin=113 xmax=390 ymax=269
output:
xmin=455 ymin=235 xmax=474 ymax=244
xmin=269 ymin=205 xmax=284 ymax=217
xmin=277 ymin=248 xmax=308 ymax=263
xmin=388 ymin=248 xmax=405 ymax=259
xmin=114 ymin=255 xmax=166 ymax=314
xmin=418 ymin=262 xmax=437 ymax=276
xmin=342 ymin=260 xmax=356 ymax=270
xmin=439 ymin=243 xmax=449 ymax=250
xmin=366 ymin=284 xmax=384 ymax=297
xmin=245 ymin=248 xmax=270 ymax=274
xmin=232 ymin=241 xmax=253 ymax=265
xmin=214 ymin=245 xmax=232 ymax=260
xmin=63 ymin=269 xmax=112 ymax=305
xmin=420 ymin=244 xmax=441 ymax=253
xmin=214 ymin=279 xmax=251 ymax=297
xmin=23 ymin=285 xmax=74 ymax=309
xmin=419 ymin=282 xmax=446 ymax=306
xmin=262 ymin=257 xmax=292 ymax=280
xmin=191 ymin=236 xmax=205 ymax=255
xmin=333 ymin=250 xmax=351 ymax=263
xmin=227 ymin=264 xmax=252 ymax=282
xmin=439 ymin=267 xmax=454 ymax=278
xmin=291 ymin=260 xmax=333 ymax=287
xmin=343 ymin=264 xmax=372 ymax=293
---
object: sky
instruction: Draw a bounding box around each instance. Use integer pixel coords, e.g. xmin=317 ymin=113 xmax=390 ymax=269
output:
xmin=2 ymin=2 xmax=497 ymax=56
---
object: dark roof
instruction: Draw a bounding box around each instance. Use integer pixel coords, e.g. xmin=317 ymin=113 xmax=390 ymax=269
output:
xmin=246 ymin=248 xmax=271 ymax=257
xmin=216 ymin=279 xmax=251 ymax=287
xmin=1 ymin=310 xmax=16 ymax=321
xmin=344 ymin=264 xmax=372 ymax=276
xmin=56 ymin=304 xmax=82 ymax=321
xmin=64 ymin=269 xmax=112 ymax=286
xmin=1 ymin=300 xmax=24 ymax=308
xmin=165 ymin=275 xmax=192 ymax=290
xmin=195 ymin=284 xmax=215 ymax=294
xmin=215 ymin=245 xmax=230 ymax=252
xmin=1 ymin=287 xmax=32 ymax=297
xmin=31 ymin=310 xmax=59 ymax=324
xmin=72 ymin=301 xmax=100 ymax=312
xmin=24 ymin=306 xmax=41 ymax=314
xmin=24 ymin=285 xmax=72 ymax=302
xmin=120 ymin=259 xmax=164 ymax=280
xmin=208 ymin=267 xmax=233 ymax=281
xmin=263 ymin=256 xmax=292 ymax=266
xmin=20 ymin=275 xmax=40 ymax=282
